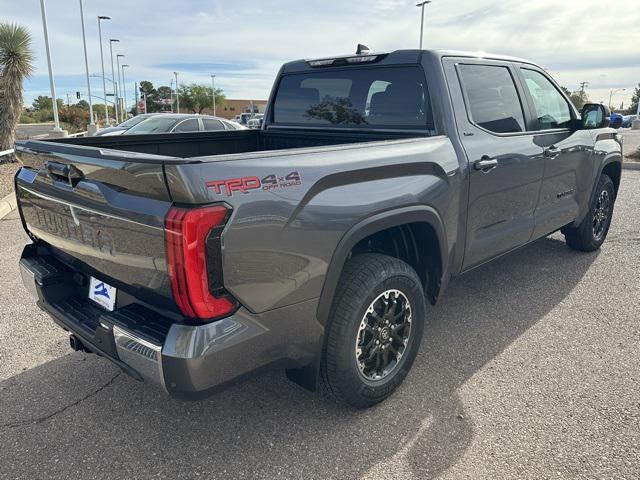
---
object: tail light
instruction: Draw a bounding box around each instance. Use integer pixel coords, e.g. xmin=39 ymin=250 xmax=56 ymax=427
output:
xmin=165 ymin=204 xmax=237 ymax=320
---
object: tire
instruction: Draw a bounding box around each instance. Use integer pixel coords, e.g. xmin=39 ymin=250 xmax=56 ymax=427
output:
xmin=563 ymin=173 xmax=615 ymax=252
xmin=321 ymin=253 xmax=426 ymax=409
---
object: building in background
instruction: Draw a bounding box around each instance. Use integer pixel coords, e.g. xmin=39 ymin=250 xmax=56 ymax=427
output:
xmin=204 ymin=99 xmax=268 ymax=119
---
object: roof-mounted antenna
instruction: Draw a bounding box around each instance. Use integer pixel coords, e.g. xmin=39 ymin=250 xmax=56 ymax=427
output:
xmin=356 ymin=44 xmax=371 ymax=55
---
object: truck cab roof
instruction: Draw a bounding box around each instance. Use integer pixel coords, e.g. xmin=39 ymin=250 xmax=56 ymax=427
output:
xmin=283 ymin=49 xmax=537 ymax=74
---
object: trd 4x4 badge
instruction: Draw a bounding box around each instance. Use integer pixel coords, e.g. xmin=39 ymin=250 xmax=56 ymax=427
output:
xmin=207 ymin=171 xmax=302 ymax=196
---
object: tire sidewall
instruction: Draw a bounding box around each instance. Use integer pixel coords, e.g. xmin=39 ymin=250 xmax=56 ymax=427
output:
xmin=333 ymin=266 xmax=425 ymax=404
xmin=585 ymin=175 xmax=615 ymax=249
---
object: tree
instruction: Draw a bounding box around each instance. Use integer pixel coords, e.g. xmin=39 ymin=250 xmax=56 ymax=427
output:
xmin=624 ymin=83 xmax=639 ymax=115
xmin=76 ymin=99 xmax=89 ymax=110
xmin=177 ymin=83 xmax=225 ymax=114
xmin=32 ymin=95 xmax=63 ymax=112
xmin=137 ymin=81 xmax=173 ymax=113
xmin=0 ymin=23 xmax=33 ymax=160
xmin=560 ymin=85 xmax=589 ymax=109
xmin=59 ymin=105 xmax=89 ymax=131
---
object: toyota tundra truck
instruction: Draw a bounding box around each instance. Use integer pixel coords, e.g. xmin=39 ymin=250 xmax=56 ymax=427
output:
xmin=15 ymin=49 xmax=622 ymax=408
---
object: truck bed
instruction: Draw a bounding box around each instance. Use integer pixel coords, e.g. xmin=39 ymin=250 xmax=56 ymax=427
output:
xmin=28 ymin=128 xmax=429 ymax=159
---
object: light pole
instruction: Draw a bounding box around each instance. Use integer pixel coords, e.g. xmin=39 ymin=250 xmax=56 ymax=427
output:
xmin=169 ymin=78 xmax=174 ymax=113
xmin=39 ymin=0 xmax=63 ymax=134
xmin=121 ymin=64 xmax=129 ymax=118
xmin=608 ymin=88 xmax=625 ymax=110
xmin=78 ymin=0 xmax=95 ymax=133
xmin=416 ymin=1 xmax=432 ymax=49
xmin=210 ymin=75 xmax=216 ymax=116
xmin=174 ymin=72 xmax=180 ymax=113
xmin=109 ymin=39 xmax=119 ymax=123
xmin=117 ymin=54 xmax=125 ymax=121
xmin=97 ymin=16 xmax=111 ymax=125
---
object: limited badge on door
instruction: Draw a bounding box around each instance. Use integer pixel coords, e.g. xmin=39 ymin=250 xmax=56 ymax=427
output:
xmin=89 ymin=276 xmax=117 ymax=311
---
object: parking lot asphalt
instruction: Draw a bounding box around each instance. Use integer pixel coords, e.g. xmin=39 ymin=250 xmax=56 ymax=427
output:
xmin=1 ymin=171 xmax=639 ymax=480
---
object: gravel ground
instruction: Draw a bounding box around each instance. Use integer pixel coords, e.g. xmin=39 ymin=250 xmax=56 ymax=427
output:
xmin=0 ymin=171 xmax=638 ymax=480
xmin=0 ymin=162 xmax=20 ymax=200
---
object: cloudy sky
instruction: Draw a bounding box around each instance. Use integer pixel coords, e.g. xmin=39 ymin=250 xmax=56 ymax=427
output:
xmin=3 ymin=0 xmax=639 ymax=110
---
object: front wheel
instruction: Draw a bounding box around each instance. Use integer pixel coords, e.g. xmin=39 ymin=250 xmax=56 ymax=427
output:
xmin=321 ymin=253 xmax=426 ymax=409
xmin=563 ymin=173 xmax=616 ymax=252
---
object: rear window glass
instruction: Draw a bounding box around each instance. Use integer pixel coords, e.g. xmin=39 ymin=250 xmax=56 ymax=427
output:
xmin=119 ymin=114 xmax=150 ymax=128
xmin=272 ymin=66 xmax=432 ymax=130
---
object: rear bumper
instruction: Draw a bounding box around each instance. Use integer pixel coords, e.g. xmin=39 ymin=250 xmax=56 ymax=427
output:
xmin=20 ymin=245 xmax=323 ymax=399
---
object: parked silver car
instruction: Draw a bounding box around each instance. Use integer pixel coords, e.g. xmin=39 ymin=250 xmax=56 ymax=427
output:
xmin=123 ymin=114 xmax=247 ymax=135
xmin=95 ymin=114 xmax=158 ymax=136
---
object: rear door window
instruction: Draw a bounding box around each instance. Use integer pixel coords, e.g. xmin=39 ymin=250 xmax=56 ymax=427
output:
xmin=272 ymin=66 xmax=432 ymax=130
xmin=458 ymin=64 xmax=526 ymax=134
xmin=202 ymin=118 xmax=225 ymax=131
xmin=173 ymin=119 xmax=200 ymax=133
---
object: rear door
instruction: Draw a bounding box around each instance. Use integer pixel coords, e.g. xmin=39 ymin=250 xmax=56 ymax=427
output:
xmin=514 ymin=66 xmax=596 ymax=238
xmin=443 ymin=58 xmax=545 ymax=270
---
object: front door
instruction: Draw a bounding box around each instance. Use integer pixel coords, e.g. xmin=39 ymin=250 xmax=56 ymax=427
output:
xmin=514 ymin=66 xmax=596 ymax=239
xmin=443 ymin=59 xmax=546 ymax=270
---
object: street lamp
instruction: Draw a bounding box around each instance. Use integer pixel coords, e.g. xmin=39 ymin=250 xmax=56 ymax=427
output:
xmin=211 ymin=74 xmax=216 ymax=116
xmin=109 ymin=39 xmax=120 ymax=123
xmin=174 ymin=72 xmax=180 ymax=113
xmin=39 ymin=0 xmax=63 ymax=134
xmin=121 ymin=64 xmax=129 ymax=119
xmin=78 ymin=0 xmax=95 ymax=133
xmin=608 ymin=88 xmax=626 ymax=110
xmin=116 ymin=54 xmax=125 ymax=121
xmin=416 ymin=1 xmax=432 ymax=49
xmin=97 ymin=16 xmax=111 ymax=125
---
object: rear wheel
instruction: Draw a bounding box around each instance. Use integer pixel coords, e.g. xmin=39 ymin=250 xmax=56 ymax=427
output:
xmin=321 ymin=253 xmax=425 ymax=409
xmin=563 ymin=173 xmax=615 ymax=252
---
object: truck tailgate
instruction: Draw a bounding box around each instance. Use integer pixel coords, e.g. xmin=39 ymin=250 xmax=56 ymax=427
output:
xmin=15 ymin=141 xmax=176 ymax=308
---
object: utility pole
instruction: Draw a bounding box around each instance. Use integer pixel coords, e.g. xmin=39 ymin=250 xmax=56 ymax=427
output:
xmin=416 ymin=1 xmax=432 ymax=49
xmin=211 ymin=75 xmax=216 ymax=116
xmin=169 ymin=78 xmax=174 ymax=113
xmin=39 ymin=0 xmax=64 ymax=135
xmin=97 ymin=16 xmax=111 ymax=125
xmin=579 ymin=81 xmax=589 ymax=104
xmin=174 ymin=72 xmax=180 ymax=113
xmin=134 ymin=81 xmax=139 ymax=114
xmin=79 ymin=0 xmax=96 ymax=134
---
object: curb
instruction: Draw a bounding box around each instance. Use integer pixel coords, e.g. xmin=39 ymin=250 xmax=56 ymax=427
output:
xmin=622 ymin=162 xmax=640 ymax=171
xmin=0 ymin=192 xmax=17 ymax=220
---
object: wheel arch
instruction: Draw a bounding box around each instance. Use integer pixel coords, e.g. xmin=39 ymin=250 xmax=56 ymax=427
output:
xmin=316 ymin=205 xmax=447 ymax=326
xmin=601 ymin=160 xmax=622 ymax=196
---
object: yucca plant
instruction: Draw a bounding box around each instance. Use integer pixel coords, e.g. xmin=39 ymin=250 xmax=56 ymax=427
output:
xmin=0 ymin=23 xmax=34 ymax=162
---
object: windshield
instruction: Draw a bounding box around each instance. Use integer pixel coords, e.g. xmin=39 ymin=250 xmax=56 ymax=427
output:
xmin=124 ymin=116 xmax=181 ymax=135
xmin=118 ymin=115 xmax=150 ymax=128
xmin=272 ymin=66 xmax=432 ymax=129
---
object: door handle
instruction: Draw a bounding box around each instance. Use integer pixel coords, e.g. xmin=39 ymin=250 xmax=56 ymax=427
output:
xmin=544 ymin=145 xmax=561 ymax=158
xmin=474 ymin=156 xmax=498 ymax=172
xmin=45 ymin=161 xmax=84 ymax=187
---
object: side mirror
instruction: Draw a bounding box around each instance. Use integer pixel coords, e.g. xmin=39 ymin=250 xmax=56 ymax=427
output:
xmin=580 ymin=103 xmax=611 ymax=129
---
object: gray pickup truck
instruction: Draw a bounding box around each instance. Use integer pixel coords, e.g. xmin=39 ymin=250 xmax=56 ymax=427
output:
xmin=15 ymin=49 xmax=622 ymax=408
